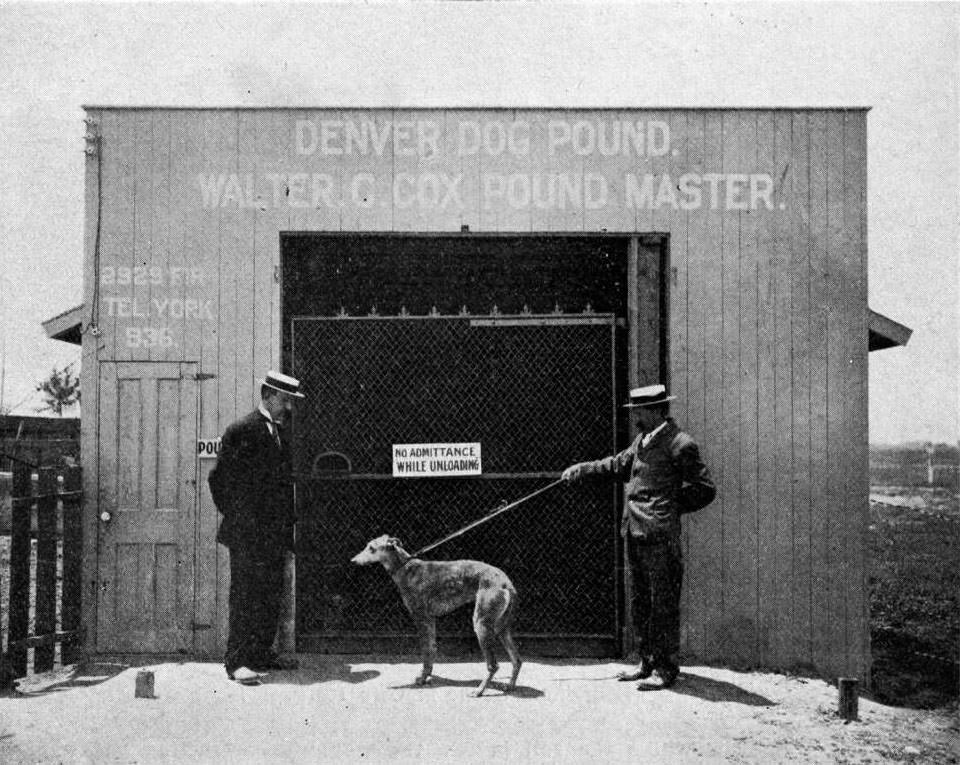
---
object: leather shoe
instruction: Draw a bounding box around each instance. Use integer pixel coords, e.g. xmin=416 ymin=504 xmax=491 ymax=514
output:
xmin=616 ymin=658 xmax=653 ymax=682
xmin=228 ymin=666 xmax=263 ymax=685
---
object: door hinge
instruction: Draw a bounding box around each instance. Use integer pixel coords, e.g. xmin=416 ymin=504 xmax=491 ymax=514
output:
xmin=194 ymin=372 xmax=216 ymax=381
xmin=191 ymin=622 xmax=213 ymax=631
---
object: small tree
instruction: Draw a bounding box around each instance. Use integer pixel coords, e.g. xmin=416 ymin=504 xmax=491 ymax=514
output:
xmin=36 ymin=364 xmax=81 ymax=416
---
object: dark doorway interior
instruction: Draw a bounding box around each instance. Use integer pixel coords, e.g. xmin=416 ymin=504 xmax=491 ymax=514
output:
xmin=282 ymin=234 xmax=633 ymax=657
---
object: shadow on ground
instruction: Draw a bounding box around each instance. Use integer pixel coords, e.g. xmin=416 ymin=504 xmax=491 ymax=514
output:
xmin=2 ymin=662 xmax=128 ymax=698
xmin=261 ymin=660 xmax=379 ymax=686
xmin=641 ymin=671 xmax=773 ymax=706
xmin=386 ymin=674 xmax=543 ymax=698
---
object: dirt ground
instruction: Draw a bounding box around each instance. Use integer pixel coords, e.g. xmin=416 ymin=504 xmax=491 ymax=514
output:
xmin=0 ymin=657 xmax=956 ymax=764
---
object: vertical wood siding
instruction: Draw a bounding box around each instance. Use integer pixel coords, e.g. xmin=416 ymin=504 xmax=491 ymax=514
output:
xmin=82 ymin=108 xmax=869 ymax=679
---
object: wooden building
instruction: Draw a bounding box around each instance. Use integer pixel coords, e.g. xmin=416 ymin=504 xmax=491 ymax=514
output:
xmin=56 ymin=107 xmax=912 ymax=681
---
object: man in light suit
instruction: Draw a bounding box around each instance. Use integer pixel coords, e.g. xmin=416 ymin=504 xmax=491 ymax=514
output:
xmin=562 ymin=384 xmax=715 ymax=689
xmin=209 ymin=370 xmax=305 ymax=683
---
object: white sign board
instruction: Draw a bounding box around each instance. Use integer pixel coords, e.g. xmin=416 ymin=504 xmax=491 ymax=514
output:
xmin=392 ymin=443 xmax=482 ymax=477
xmin=197 ymin=438 xmax=222 ymax=459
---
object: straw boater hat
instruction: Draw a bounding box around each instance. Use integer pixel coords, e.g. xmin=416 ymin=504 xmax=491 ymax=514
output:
xmin=623 ymin=384 xmax=676 ymax=408
xmin=262 ymin=370 xmax=305 ymax=398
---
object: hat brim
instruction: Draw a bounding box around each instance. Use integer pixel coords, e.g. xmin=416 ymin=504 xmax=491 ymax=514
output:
xmin=262 ymin=381 xmax=305 ymax=398
xmin=623 ymin=395 xmax=677 ymax=408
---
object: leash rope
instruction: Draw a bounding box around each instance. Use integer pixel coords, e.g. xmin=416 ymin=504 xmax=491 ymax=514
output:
xmin=411 ymin=478 xmax=565 ymax=558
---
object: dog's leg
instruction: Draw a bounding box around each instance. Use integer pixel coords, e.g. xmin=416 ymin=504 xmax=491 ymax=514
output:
xmin=415 ymin=616 xmax=436 ymax=686
xmin=499 ymin=629 xmax=522 ymax=692
xmin=472 ymin=593 xmax=501 ymax=697
xmin=496 ymin=587 xmax=522 ymax=691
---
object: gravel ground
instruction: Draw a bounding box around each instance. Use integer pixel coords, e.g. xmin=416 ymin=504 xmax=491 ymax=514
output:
xmin=1 ymin=657 xmax=957 ymax=764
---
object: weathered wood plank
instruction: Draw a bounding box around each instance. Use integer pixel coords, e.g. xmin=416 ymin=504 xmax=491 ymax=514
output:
xmin=182 ymin=110 xmax=214 ymax=366
xmin=217 ymin=111 xmax=241 ymax=438
xmin=735 ymin=111 xmax=760 ymax=662
xmin=446 ymin=109 xmax=482 ymax=232
xmin=790 ymin=113 xmax=813 ymax=670
xmin=647 ymin=110 xmax=674 ymax=236
xmin=719 ymin=112 xmax=746 ymax=662
xmin=845 ymin=111 xmax=869 ymax=680
xmin=390 ymin=109 xmax=459 ymax=232
xmin=769 ymin=111 xmax=794 ymax=667
xmin=288 ymin=109 xmax=342 ymax=233
xmin=808 ymin=111 xmax=830 ymax=674
xmin=99 ymin=111 xmax=134 ymax=359
xmin=175 ymin=366 xmax=199 ymax=655
xmin=700 ymin=111 xmax=725 ymax=662
xmin=474 ymin=109 xmax=530 ymax=233
xmin=33 ymin=468 xmax=58 ymax=671
xmin=123 ymin=111 xmax=154 ymax=364
xmin=148 ymin=110 xmax=172 ymax=362
xmin=585 ymin=110 xmax=636 ymax=234
xmin=81 ymin=110 xmax=102 ymax=656
xmin=668 ymin=110 xmax=689 ymax=417
xmin=61 ymin=466 xmax=84 ymax=665
xmin=825 ymin=111 xmax=846 ymax=677
xmin=166 ymin=111 xmax=190 ymax=359
xmin=250 ymin=110 xmax=281 ymax=390
xmin=95 ymin=362 xmax=118 ymax=651
xmin=527 ymin=110 xmax=584 ymax=232
xmin=680 ymin=111 xmax=708 ymax=659
xmin=190 ymin=109 xmax=225 ymax=654
xmin=154 ymin=543 xmax=178 ymax=649
xmin=233 ymin=111 xmax=257 ymax=407
xmin=339 ymin=110 xmax=393 ymax=232
xmin=755 ymin=111 xmax=779 ymax=666
xmin=8 ymin=463 xmax=32 ymax=676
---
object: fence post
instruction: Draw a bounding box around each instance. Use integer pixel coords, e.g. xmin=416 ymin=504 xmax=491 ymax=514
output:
xmin=34 ymin=467 xmax=58 ymax=672
xmin=61 ymin=465 xmax=83 ymax=665
xmin=7 ymin=462 xmax=33 ymax=679
xmin=838 ymin=677 xmax=859 ymax=721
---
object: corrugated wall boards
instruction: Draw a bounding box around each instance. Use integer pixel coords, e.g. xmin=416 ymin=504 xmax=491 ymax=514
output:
xmin=81 ymin=107 xmax=869 ymax=680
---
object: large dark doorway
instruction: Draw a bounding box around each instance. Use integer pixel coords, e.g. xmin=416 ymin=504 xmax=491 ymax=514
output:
xmin=282 ymin=234 xmax=633 ymax=656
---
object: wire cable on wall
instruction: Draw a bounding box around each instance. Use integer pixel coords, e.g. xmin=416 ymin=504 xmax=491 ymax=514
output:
xmin=83 ymin=117 xmax=102 ymax=339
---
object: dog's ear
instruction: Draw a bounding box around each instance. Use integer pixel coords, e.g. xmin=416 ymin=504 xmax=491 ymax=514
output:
xmin=387 ymin=536 xmax=402 ymax=550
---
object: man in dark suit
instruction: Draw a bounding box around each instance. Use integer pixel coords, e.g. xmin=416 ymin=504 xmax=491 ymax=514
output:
xmin=209 ymin=370 xmax=305 ymax=682
xmin=562 ymin=384 xmax=715 ymax=689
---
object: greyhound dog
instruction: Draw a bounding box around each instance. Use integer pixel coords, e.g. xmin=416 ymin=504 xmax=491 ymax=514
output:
xmin=351 ymin=535 xmax=522 ymax=697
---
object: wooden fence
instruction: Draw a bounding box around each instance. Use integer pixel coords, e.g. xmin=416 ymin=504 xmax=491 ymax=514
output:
xmin=1 ymin=463 xmax=83 ymax=688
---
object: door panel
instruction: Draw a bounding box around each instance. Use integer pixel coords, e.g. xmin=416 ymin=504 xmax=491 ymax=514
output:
xmin=97 ymin=361 xmax=198 ymax=653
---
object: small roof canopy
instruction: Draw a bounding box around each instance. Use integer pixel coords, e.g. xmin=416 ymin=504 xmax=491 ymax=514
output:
xmin=42 ymin=304 xmax=912 ymax=351
xmin=868 ymin=309 xmax=912 ymax=352
xmin=42 ymin=304 xmax=84 ymax=345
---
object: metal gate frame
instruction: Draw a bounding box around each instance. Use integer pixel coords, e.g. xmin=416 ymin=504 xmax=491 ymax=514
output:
xmin=291 ymin=312 xmax=624 ymax=656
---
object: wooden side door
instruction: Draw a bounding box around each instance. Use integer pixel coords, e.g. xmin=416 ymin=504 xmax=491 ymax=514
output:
xmin=96 ymin=361 xmax=198 ymax=653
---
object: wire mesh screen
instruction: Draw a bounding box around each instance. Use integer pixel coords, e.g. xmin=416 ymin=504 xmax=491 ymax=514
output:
xmin=292 ymin=315 xmax=619 ymax=643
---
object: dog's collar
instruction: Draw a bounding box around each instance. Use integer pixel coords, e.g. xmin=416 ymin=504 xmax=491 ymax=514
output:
xmin=394 ymin=554 xmax=417 ymax=572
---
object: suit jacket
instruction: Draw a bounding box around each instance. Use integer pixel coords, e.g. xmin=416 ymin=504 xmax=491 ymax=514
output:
xmin=575 ymin=419 xmax=715 ymax=543
xmin=209 ymin=409 xmax=296 ymax=555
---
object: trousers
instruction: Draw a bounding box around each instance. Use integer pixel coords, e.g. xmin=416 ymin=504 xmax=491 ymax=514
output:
xmin=224 ymin=546 xmax=284 ymax=672
xmin=627 ymin=535 xmax=683 ymax=664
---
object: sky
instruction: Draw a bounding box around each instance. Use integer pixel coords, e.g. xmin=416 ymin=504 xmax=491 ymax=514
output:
xmin=0 ymin=1 xmax=956 ymax=443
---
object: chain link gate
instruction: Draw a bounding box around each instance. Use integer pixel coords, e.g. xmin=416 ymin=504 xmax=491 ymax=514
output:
xmin=292 ymin=313 xmax=621 ymax=655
